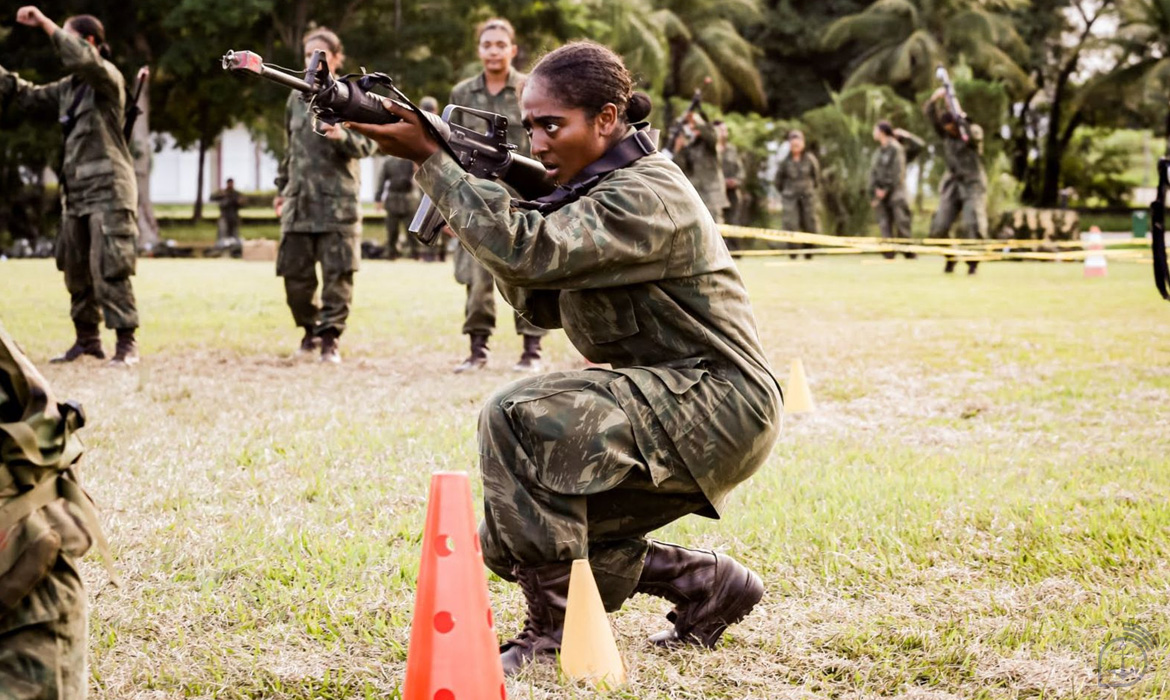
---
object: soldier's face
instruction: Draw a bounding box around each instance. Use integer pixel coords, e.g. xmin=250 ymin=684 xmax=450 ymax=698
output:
xmin=478 ymin=29 xmax=517 ymax=75
xmin=522 ymin=77 xmax=621 ymax=185
xmin=304 ymin=40 xmax=342 ymax=74
xmin=789 ymin=136 xmax=804 ymax=155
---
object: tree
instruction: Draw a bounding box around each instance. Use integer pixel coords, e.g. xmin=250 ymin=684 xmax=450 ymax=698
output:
xmin=822 ymin=0 xmax=1032 ymax=98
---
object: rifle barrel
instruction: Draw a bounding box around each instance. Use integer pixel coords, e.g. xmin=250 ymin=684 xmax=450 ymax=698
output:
xmin=223 ymin=51 xmax=314 ymax=93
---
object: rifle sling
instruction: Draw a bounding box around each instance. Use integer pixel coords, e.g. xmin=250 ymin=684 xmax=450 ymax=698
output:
xmin=515 ymin=125 xmax=658 ymax=215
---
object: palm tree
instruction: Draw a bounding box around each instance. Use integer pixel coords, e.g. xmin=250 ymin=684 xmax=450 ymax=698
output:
xmin=1089 ymin=0 xmax=1170 ymax=151
xmin=822 ymin=0 xmax=1032 ymax=97
xmin=656 ymin=0 xmax=767 ymax=110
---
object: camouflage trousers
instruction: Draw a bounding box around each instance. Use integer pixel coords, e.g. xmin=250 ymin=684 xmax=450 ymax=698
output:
xmin=385 ymin=213 xmax=420 ymax=260
xmin=781 ymin=192 xmax=819 ymax=234
xmin=454 ymin=247 xmax=547 ymax=338
xmin=477 ymin=369 xmax=710 ymax=612
xmin=874 ymin=192 xmax=912 ymax=239
xmin=930 ymin=177 xmax=988 ymax=240
xmin=277 ymin=231 xmax=359 ymax=336
xmin=56 ymin=211 xmax=139 ymax=330
xmin=0 ymin=559 xmax=87 ymax=700
xmin=216 ymin=215 xmax=240 ymax=242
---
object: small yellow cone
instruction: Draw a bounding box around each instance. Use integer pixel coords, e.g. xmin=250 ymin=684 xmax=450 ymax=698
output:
xmin=785 ymin=358 xmax=814 ymax=414
xmin=560 ymin=559 xmax=626 ymax=687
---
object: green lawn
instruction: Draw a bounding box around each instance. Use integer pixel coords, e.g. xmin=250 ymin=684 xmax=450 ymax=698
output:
xmin=0 ymin=255 xmax=1167 ymax=698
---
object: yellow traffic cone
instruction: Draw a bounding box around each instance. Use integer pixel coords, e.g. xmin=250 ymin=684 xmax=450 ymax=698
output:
xmin=785 ymin=358 xmax=814 ymax=414
xmin=560 ymin=559 xmax=626 ymax=687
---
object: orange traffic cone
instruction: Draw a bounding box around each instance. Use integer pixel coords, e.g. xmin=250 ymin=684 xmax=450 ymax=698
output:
xmin=560 ymin=559 xmax=626 ymax=687
xmin=402 ymin=472 xmax=506 ymax=700
xmin=1084 ymin=225 xmax=1107 ymax=278
xmin=784 ymin=358 xmax=814 ymax=414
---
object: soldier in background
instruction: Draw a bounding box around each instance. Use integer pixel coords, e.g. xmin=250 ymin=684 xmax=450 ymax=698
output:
xmin=715 ymin=120 xmax=745 ymax=227
xmin=210 ymin=177 xmax=244 ymax=243
xmin=374 ymin=157 xmax=420 ymax=261
xmin=674 ymin=112 xmax=728 ymax=224
xmin=274 ymin=27 xmax=378 ymax=363
xmin=869 ymin=121 xmax=915 ymax=259
xmin=924 ymin=88 xmax=988 ymax=275
xmin=418 ymin=96 xmax=445 ymax=262
xmin=775 ymin=129 xmax=820 ymax=258
xmin=1 ymin=322 xmax=107 ymax=699
xmin=448 ymin=18 xmax=547 ymax=373
xmin=1 ymin=7 xmax=142 ymax=366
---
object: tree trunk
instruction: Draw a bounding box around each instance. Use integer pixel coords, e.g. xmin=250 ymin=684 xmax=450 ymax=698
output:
xmin=194 ymin=129 xmax=207 ymax=223
xmin=133 ymin=71 xmax=159 ymax=247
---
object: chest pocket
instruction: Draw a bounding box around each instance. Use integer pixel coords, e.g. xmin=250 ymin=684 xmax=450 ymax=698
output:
xmin=560 ymin=288 xmax=639 ymax=345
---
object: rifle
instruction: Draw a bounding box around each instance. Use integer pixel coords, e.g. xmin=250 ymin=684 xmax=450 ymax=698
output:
xmin=661 ymin=77 xmax=710 ymax=160
xmin=935 ymin=65 xmax=970 ymax=143
xmin=122 ymin=66 xmax=148 ymax=143
xmin=222 ymin=49 xmax=554 ymax=245
xmin=1152 ymin=157 xmax=1169 ymax=301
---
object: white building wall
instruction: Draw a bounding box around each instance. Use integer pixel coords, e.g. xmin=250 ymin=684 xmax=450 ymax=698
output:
xmin=150 ymin=125 xmax=379 ymax=204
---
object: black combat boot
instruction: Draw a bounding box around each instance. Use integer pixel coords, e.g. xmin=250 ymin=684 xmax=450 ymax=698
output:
xmin=635 ymin=541 xmax=764 ymax=648
xmin=51 ymin=322 xmax=104 ymax=363
xmin=513 ymin=334 xmax=543 ymax=372
xmin=967 ymin=261 xmax=979 ymax=275
xmin=297 ymin=326 xmax=319 ymax=356
xmin=943 ymin=259 xmax=957 ymax=274
xmin=319 ymin=329 xmax=341 ymax=364
xmin=499 ymin=562 xmax=572 ymax=675
xmin=454 ymin=333 xmax=489 ymax=373
xmin=108 ymin=328 xmax=139 ymax=367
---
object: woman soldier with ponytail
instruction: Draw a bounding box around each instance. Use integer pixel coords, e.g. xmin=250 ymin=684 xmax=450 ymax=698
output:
xmin=351 ymin=41 xmax=782 ymax=674
xmin=1 ymin=7 xmax=143 ymax=366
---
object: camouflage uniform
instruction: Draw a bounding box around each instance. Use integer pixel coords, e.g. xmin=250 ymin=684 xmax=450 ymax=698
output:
xmin=275 ymin=93 xmax=378 ymax=337
xmin=1 ymin=323 xmax=109 ymax=699
xmin=775 ymin=152 xmax=821 ymax=233
xmin=869 ymin=139 xmax=911 ymax=240
xmin=448 ymin=71 xmax=547 ymax=340
xmin=721 ymin=142 xmax=745 ymax=226
xmin=210 ymin=187 xmax=244 ymax=241
xmin=375 ymin=156 xmax=421 ymax=260
xmin=416 ymin=142 xmax=783 ymax=610
xmin=0 ymin=29 xmax=140 ymax=331
xmin=926 ymin=99 xmax=988 ymax=241
xmin=676 ymin=123 xmax=728 ymax=224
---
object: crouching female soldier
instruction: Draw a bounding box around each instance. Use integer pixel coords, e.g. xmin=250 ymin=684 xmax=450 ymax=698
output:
xmin=350 ymin=42 xmax=782 ymax=674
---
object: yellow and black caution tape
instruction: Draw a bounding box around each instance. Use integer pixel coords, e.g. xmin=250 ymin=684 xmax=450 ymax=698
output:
xmin=718 ymin=224 xmax=1153 ymax=263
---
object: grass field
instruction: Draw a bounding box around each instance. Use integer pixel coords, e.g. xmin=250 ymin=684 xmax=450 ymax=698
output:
xmin=1 ymin=254 xmax=1168 ymax=699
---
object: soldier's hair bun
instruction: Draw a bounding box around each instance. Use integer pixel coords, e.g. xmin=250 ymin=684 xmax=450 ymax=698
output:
xmin=627 ymin=92 xmax=652 ymax=123
xmin=531 ymin=41 xmax=650 ymax=125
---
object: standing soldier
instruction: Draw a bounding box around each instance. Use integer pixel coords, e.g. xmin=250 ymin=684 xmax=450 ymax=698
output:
xmin=274 ymin=27 xmax=378 ymax=363
xmin=924 ymin=88 xmax=987 ymax=274
xmin=869 ymin=121 xmax=915 ymax=259
xmin=716 ymin=120 xmax=745 ymax=227
xmin=1 ymin=322 xmax=109 ymax=699
xmin=448 ymin=18 xmax=548 ymax=373
xmin=1 ymin=7 xmax=142 ymax=366
xmin=210 ymin=177 xmax=244 ymax=243
xmin=374 ymin=156 xmax=421 ymax=261
xmin=775 ymin=130 xmax=820 ymax=257
xmin=674 ymin=113 xmax=729 ymax=224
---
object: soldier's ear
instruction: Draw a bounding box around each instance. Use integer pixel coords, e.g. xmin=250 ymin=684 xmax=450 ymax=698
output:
xmin=596 ymin=103 xmax=619 ymax=137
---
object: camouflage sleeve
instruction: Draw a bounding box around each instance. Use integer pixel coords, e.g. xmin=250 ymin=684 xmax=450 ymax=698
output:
xmin=496 ymin=282 xmax=563 ymax=329
xmin=0 ymin=66 xmax=66 ymax=119
xmin=924 ymin=96 xmax=948 ymax=138
xmin=332 ymin=127 xmax=379 ymax=159
xmin=723 ymin=147 xmax=743 ymax=181
xmin=895 ymin=143 xmax=907 ymax=185
xmin=416 ymin=150 xmax=679 ymax=289
xmin=275 ymin=94 xmax=294 ymax=192
xmin=51 ymin=28 xmax=120 ymax=103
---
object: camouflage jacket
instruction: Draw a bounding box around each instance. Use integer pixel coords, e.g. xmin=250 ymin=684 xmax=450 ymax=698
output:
xmin=275 ymin=93 xmax=378 ymax=234
xmin=449 ymin=69 xmax=530 ymax=156
xmin=416 ymin=145 xmax=783 ymax=514
xmin=722 ymin=143 xmax=744 ymax=188
xmin=375 ymin=156 xmax=420 ymax=215
xmin=0 ymin=29 xmax=137 ymax=216
xmin=869 ymin=140 xmax=907 ymax=199
xmin=211 ymin=189 xmax=245 ymax=223
xmin=775 ymin=152 xmax=820 ymax=197
xmin=926 ymin=98 xmax=987 ymax=189
xmin=677 ymin=122 xmax=729 ymax=210
xmin=0 ymin=323 xmax=106 ymax=636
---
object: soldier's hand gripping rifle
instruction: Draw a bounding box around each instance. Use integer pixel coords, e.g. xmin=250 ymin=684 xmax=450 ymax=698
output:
xmin=661 ymin=77 xmax=711 ymax=160
xmin=1151 ymin=157 xmax=1170 ymax=301
xmin=222 ymin=49 xmax=554 ymax=245
xmin=935 ymin=65 xmax=971 ymax=143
